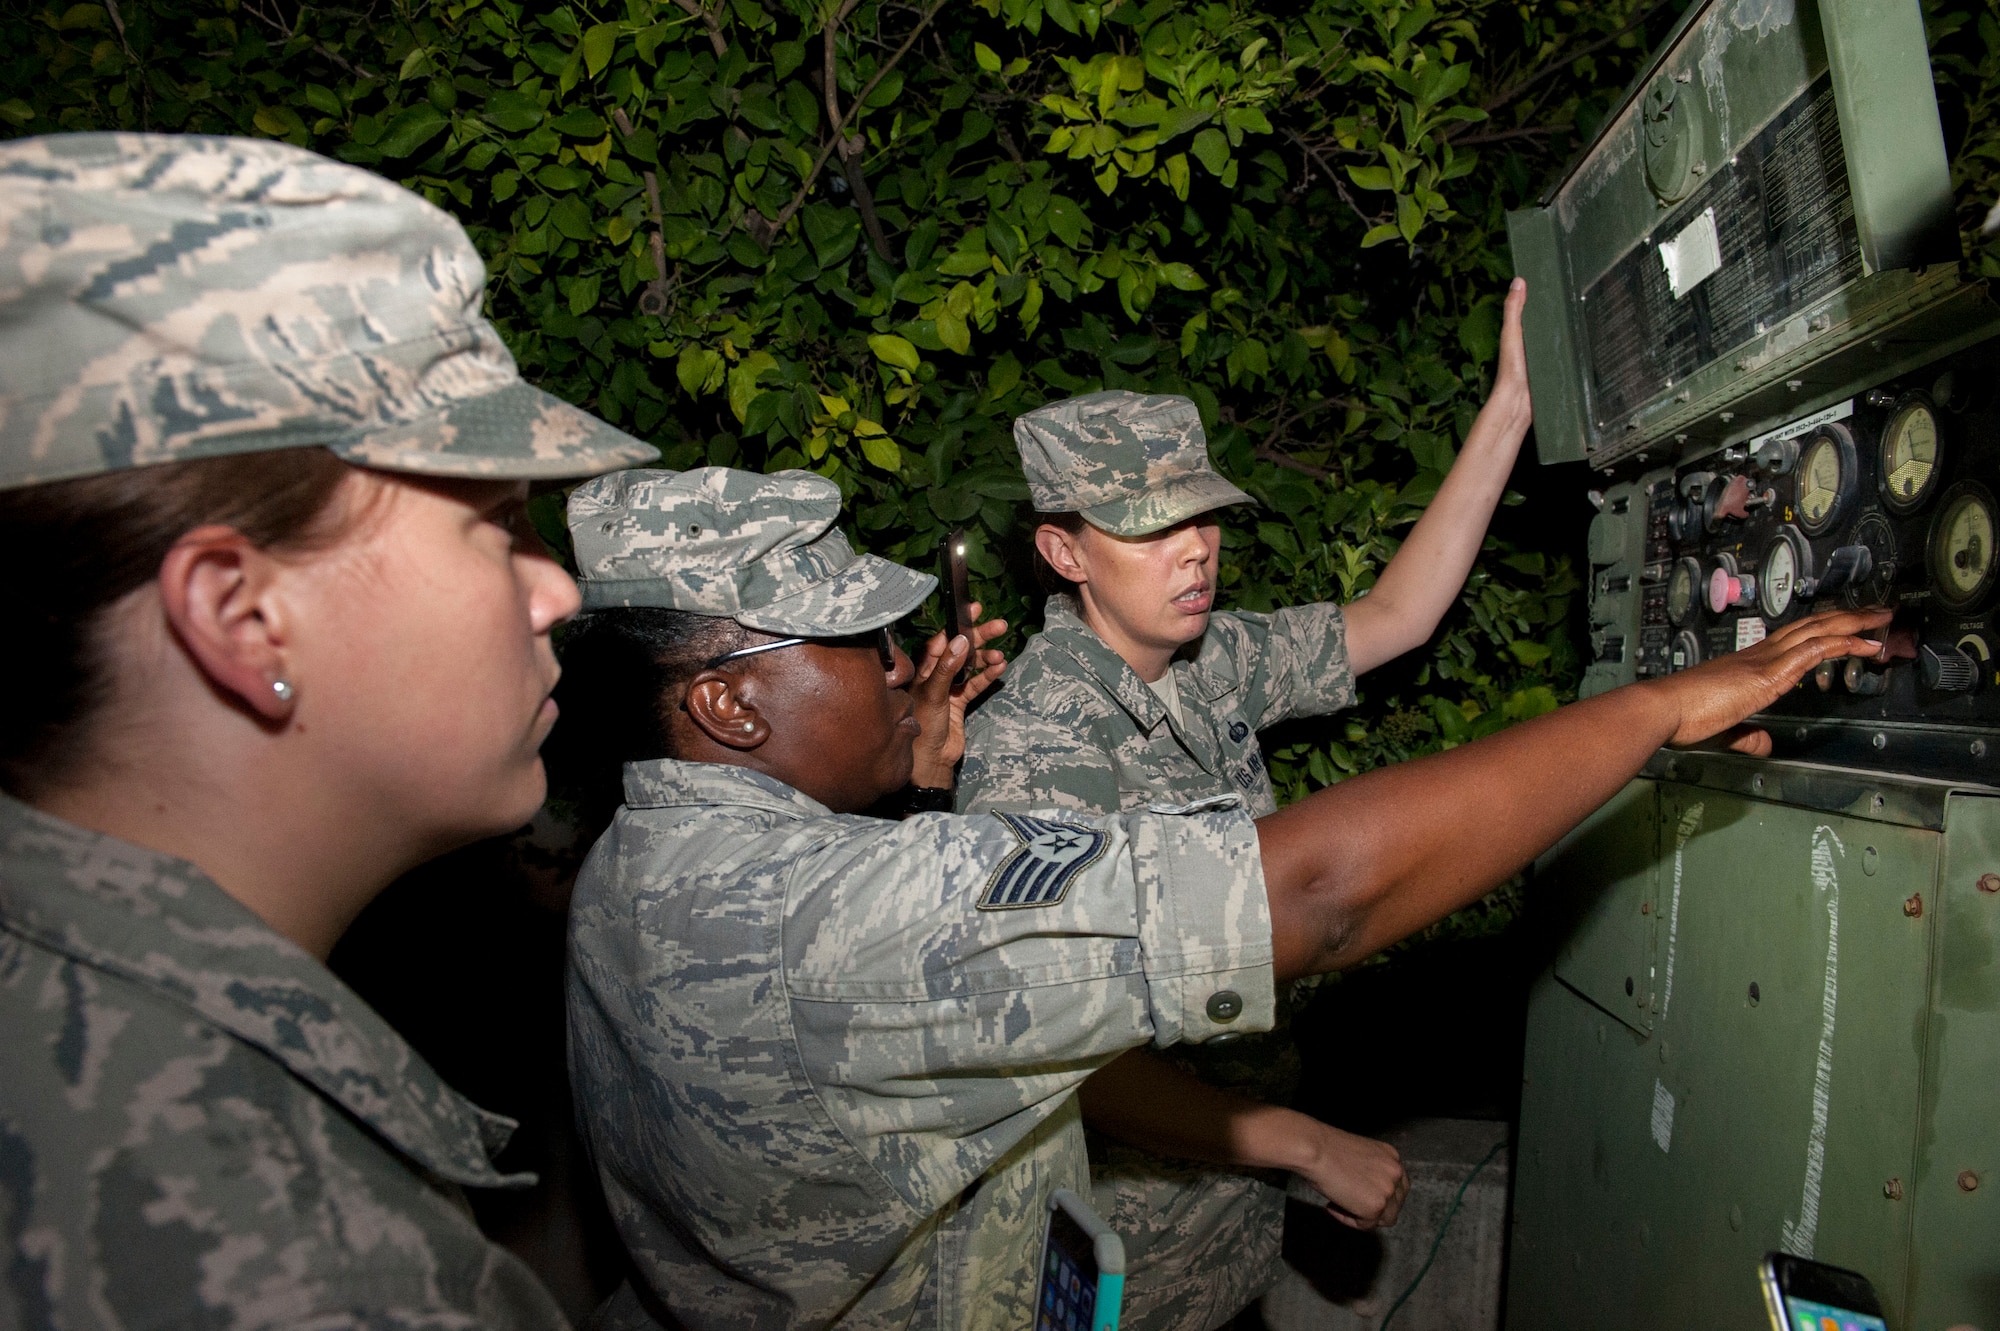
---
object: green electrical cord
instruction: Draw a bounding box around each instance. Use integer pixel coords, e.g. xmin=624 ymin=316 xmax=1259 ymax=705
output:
xmin=1376 ymin=1140 xmax=1508 ymax=1331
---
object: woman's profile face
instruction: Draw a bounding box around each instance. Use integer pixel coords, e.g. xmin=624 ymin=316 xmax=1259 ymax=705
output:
xmin=282 ymin=475 xmax=580 ymax=855
xmin=1064 ymin=516 xmax=1223 ymax=660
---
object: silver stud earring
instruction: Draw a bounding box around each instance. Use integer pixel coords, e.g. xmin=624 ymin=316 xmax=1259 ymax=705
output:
xmin=272 ymin=679 xmax=294 ymax=703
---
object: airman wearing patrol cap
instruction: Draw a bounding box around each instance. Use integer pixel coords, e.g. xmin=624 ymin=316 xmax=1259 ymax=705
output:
xmin=557 ymin=456 xmax=1883 ymax=1331
xmin=560 ymin=466 xmax=1280 ymax=1331
xmin=961 ymin=361 xmax=1546 ymax=1327
xmin=0 ymin=132 xmax=653 ymax=1331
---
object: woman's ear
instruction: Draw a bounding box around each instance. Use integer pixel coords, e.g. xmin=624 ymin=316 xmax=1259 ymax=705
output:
xmin=1034 ymin=524 xmax=1089 ymax=585
xmin=155 ymin=525 xmax=297 ymax=722
xmin=682 ymin=672 xmax=771 ymax=751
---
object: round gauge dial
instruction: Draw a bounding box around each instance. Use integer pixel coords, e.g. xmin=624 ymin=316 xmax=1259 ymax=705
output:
xmin=1878 ymin=393 xmax=1942 ymax=514
xmin=1670 ymin=629 xmax=1703 ymax=672
xmin=1930 ymin=482 xmax=1999 ymax=610
xmin=1796 ymin=424 xmax=1858 ymax=536
xmin=1759 ymin=530 xmax=1809 ymax=618
xmin=1667 ymin=556 xmax=1703 ymax=627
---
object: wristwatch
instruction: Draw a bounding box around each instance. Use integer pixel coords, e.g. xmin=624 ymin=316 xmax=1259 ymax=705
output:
xmin=901 ymin=783 xmax=957 ymax=814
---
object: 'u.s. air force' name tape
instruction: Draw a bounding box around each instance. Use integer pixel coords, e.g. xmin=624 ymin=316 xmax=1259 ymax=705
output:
xmin=977 ymin=813 xmax=1109 ymax=910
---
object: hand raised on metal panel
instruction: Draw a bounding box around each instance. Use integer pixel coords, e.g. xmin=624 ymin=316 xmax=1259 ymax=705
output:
xmin=1651 ymin=606 xmax=1893 ymax=756
xmin=907 ymin=601 xmax=1009 ymax=788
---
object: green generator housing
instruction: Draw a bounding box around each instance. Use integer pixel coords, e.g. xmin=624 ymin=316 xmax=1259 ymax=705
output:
xmin=1503 ymin=0 xmax=2000 ymax=1325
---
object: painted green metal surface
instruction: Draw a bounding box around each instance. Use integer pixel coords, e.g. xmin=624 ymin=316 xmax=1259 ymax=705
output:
xmin=1505 ymin=205 xmax=1588 ymax=465
xmin=1906 ymin=794 xmax=2000 ymax=1327
xmin=1511 ymin=772 xmax=1966 ymax=1329
xmin=1820 ymin=0 xmax=1959 ymax=272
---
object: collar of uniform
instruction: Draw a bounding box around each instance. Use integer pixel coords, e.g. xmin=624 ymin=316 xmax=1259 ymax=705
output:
xmin=622 ymin=758 xmax=833 ymax=819
xmin=1038 ymin=596 xmax=1175 ymax=733
xmin=0 ymin=793 xmax=531 ymax=1190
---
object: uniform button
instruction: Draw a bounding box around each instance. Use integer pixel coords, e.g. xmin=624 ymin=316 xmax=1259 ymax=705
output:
xmin=1206 ymin=990 xmax=1243 ymax=1023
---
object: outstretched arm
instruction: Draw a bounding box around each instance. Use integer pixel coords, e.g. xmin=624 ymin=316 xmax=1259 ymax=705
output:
xmin=1343 ymin=277 xmax=1534 ymax=676
xmin=1257 ymin=607 xmax=1892 ymax=980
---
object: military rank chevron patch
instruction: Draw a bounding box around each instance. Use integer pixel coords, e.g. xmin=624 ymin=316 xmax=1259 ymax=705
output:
xmin=976 ymin=812 xmax=1108 ymax=910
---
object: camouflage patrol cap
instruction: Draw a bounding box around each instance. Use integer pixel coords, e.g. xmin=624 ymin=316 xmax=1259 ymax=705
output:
xmin=1014 ymin=390 xmax=1255 ymax=536
xmin=0 ymin=133 xmax=656 ymax=491
xmin=568 ymin=467 xmax=936 ymax=635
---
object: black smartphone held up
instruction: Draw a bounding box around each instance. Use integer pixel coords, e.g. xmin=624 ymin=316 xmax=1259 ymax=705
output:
xmin=938 ymin=527 xmax=972 ymax=681
xmin=1036 ymin=1188 xmax=1124 ymax=1331
xmin=1760 ymin=1252 xmax=1890 ymax=1331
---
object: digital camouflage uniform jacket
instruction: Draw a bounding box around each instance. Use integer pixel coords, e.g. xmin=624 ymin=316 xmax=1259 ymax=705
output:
xmin=0 ymin=794 xmax=567 ymax=1331
xmin=958 ymin=595 xmax=1356 ymax=1331
xmin=564 ymin=760 xmax=1275 ymax=1331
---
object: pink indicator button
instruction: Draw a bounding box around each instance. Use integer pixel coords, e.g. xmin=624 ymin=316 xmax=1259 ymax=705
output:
xmin=1709 ymin=567 xmax=1739 ymax=614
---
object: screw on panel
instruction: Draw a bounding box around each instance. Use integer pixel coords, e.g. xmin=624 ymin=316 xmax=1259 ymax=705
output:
xmin=1905 ymin=894 xmax=1924 ymax=918
xmin=1973 ymin=740 xmax=1988 ymax=758
xmin=1960 ymin=1171 xmax=1980 ymax=1192
xmin=1979 ymin=874 xmax=2000 ymax=894
xmin=1885 ymin=1178 xmax=1904 ymax=1201
xmin=1641 ymin=901 xmax=1652 ymax=914
xmin=1872 ymin=734 xmax=1888 ymax=751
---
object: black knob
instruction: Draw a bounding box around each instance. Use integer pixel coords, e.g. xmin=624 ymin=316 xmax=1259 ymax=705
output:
xmin=1922 ymin=644 xmax=1979 ymax=694
xmin=1806 ymin=544 xmax=1874 ymax=600
xmin=1844 ymin=658 xmax=1889 ymax=696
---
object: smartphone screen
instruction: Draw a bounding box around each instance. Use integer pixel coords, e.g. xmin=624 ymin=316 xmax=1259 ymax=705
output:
xmin=1777 ymin=1298 xmax=1888 ymax=1331
xmin=1762 ymin=1253 xmax=1889 ymax=1331
xmin=1037 ymin=1205 xmax=1101 ymax=1331
xmin=938 ymin=528 xmax=970 ymax=642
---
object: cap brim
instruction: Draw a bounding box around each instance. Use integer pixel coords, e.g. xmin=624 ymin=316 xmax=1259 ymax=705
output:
xmin=1079 ymin=470 xmax=1256 ymax=537
xmin=330 ymin=380 xmax=657 ymax=480
xmin=735 ymin=554 xmax=938 ymax=637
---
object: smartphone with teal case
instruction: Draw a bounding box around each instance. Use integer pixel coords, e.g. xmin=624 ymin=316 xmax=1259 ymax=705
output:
xmin=1036 ymin=1188 xmax=1124 ymax=1331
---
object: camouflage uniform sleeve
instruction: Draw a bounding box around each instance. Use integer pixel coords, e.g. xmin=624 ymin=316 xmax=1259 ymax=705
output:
xmin=958 ymin=701 xmax=1124 ymax=815
xmin=782 ymin=805 xmax=1273 ymax=1214
xmin=1214 ymin=601 xmax=1357 ymax=731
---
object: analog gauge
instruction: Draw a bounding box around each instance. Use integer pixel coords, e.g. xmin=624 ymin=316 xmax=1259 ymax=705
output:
xmin=1878 ymin=392 xmax=1942 ymax=514
xmin=1843 ymin=513 xmax=1900 ymax=609
xmin=1667 ymin=556 xmax=1703 ymax=627
xmin=1796 ymin=423 xmax=1858 ymax=536
xmin=1670 ymin=630 xmax=1703 ymax=672
xmin=1759 ymin=529 xmax=1811 ymax=618
xmin=1929 ymin=482 xmax=2000 ymax=610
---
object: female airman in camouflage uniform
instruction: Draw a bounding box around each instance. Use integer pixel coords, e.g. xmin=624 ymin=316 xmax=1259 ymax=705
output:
xmin=956 ymin=283 xmax=1537 ymax=1329
xmin=0 ymin=133 xmax=653 ymax=1331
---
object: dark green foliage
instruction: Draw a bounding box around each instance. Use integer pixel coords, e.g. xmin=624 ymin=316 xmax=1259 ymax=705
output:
xmin=6 ymin=0 xmax=1994 ymax=945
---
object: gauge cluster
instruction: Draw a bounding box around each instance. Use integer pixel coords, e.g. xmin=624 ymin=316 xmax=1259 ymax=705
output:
xmin=1618 ymin=342 xmax=2000 ymax=775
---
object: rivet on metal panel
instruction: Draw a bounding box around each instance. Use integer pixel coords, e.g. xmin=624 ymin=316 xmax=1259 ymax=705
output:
xmin=1640 ymin=901 xmax=1652 ymax=915
xmin=1863 ymin=847 xmax=1879 ymax=876
xmin=1665 ymin=759 xmax=1680 ymax=780
xmin=1884 ymin=1178 xmax=1904 ymax=1201
xmin=1752 ymin=775 xmax=1765 ymax=794
xmin=1796 ymin=727 xmax=1809 ymax=740
xmin=1978 ymin=873 xmax=2000 ymax=894
xmin=1959 ymin=1171 xmax=1980 ymax=1192
xmin=1973 ymin=739 xmax=1988 ymax=758
xmin=1905 ymin=893 xmax=1923 ymax=918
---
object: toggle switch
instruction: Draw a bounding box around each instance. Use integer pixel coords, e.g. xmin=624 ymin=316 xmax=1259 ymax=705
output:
xmin=1844 ymin=658 xmax=1889 ymax=696
xmin=1921 ymin=643 xmax=1979 ymax=694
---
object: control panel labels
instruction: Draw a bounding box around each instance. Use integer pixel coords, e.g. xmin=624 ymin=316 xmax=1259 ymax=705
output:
xmin=1748 ymin=397 xmax=1855 ymax=452
xmin=1736 ymin=616 xmax=1769 ymax=650
xmin=1660 ymin=207 xmax=1723 ymax=301
xmin=1650 ymin=1078 xmax=1676 ymax=1154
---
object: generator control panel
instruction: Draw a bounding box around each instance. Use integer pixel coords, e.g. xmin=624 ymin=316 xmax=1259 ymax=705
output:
xmin=1594 ymin=342 xmax=2000 ymax=780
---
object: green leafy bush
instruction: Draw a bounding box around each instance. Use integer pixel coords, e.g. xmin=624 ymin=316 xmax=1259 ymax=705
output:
xmin=7 ymin=0 xmax=1994 ymax=940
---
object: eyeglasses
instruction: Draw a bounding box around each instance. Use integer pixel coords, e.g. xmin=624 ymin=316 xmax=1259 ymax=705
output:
xmin=702 ymin=625 xmax=898 ymax=672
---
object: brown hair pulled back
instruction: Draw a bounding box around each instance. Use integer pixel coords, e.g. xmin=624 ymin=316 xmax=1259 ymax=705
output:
xmin=1030 ymin=510 xmax=1089 ymax=598
xmin=0 ymin=446 xmax=357 ymax=798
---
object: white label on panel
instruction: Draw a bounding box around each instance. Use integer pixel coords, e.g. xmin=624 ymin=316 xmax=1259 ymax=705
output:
xmin=1660 ymin=208 xmax=1723 ymax=300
